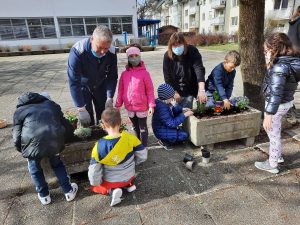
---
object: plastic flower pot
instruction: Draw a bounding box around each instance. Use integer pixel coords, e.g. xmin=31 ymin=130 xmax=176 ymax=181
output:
xmin=201 ymin=149 xmax=211 ymax=164
xmin=183 ymin=153 xmax=194 ymax=163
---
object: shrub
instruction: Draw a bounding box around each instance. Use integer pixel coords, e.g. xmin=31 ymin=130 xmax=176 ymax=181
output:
xmin=66 ymin=43 xmax=74 ymax=49
xmin=18 ymin=45 xmax=32 ymax=52
xmin=40 ymin=45 xmax=48 ymax=51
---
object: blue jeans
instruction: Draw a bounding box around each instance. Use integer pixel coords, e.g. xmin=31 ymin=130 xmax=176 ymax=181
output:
xmin=27 ymin=154 xmax=72 ymax=197
xmin=179 ymin=96 xmax=194 ymax=109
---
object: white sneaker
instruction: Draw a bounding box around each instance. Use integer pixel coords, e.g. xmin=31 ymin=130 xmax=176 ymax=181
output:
xmin=255 ymin=160 xmax=279 ymax=174
xmin=110 ymin=188 xmax=123 ymax=207
xmin=38 ymin=193 xmax=51 ymax=205
xmin=278 ymin=156 xmax=284 ymax=163
xmin=127 ymin=185 xmax=136 ymax=193
xmin=65 ymin=183 xmax=78 ymax=202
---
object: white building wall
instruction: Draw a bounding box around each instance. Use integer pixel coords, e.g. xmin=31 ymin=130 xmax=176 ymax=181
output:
xmin=0 ymin=0 xmax=138 ymax=50
xmin=199 ymin=2 xmax=212 ymax=34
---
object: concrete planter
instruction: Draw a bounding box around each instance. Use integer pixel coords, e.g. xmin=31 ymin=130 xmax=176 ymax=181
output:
xmin=183 ymin=107 xmax=262 ymax=148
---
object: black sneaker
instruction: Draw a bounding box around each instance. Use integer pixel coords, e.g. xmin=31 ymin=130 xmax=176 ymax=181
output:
xmin=158 ymin=140 xmax=173 ymax=151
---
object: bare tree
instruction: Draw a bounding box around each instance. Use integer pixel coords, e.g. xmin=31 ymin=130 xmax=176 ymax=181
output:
xmin=137 ymin=0 xmax=158 ymax=19
xmin=239 ymin=0 xmax=266 ymax=111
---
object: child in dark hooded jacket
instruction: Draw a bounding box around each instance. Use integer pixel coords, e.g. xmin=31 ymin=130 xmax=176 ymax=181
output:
xmin=12 ymin=92 xmax=78 ymax=205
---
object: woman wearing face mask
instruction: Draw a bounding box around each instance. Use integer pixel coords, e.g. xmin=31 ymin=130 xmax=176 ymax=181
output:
xmin=115 ymin=45 xmax=155 ymax=147
xmin=255 ymin=32 xmax=300 ymax=174
xmin=163 ymin=32 xmax=207 ymax=109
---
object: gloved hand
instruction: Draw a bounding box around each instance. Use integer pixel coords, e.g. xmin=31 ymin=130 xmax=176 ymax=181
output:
xmin=78 ymin=107 xmax=91 ymax=127
xmin=105 ymin=98 xmax=113 ymax=108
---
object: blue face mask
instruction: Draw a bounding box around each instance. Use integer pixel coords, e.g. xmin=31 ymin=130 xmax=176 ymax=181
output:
xmin=172 ymin=45 xmax=184 ymax=56
xmin=91 ymin=49 xmax=105 ymax=59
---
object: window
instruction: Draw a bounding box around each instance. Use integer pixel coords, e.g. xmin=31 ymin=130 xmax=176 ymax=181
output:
xmin=274 ymin=0 xmax=288 ymax=9
xmin=58 ymin=16 xmax=133 ymax=37
xmin=58 ymin=17 xmax=85 ymax=37
xmin=203 ymin=0 xmax=206 ymax=5
xmin=281 ymin=0 xmax=288 ymax=9
xmin=202 ymin=13 xmax=205 ymax=21
xmin=232 ymin=0 xmax=239 ymax=7
xmin=231 ymin=16 xmax=238 ymax=26
xmin=185 ymin=10 xmax=188 ymax=16
xmin=185 ymin=23 xmax=188 ymax=29
xmin=0 ymin=17 xmax=56 ymax=40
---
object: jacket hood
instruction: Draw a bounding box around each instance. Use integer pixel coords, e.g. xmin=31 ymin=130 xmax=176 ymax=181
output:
xmin=276 ymin=56 xmax=300 ymax=75
xmin=17 ymin=92 xmax=48 ymax=108
xmin=125 ymin=60 xmax=146 ymax=71
xmin=289 ymin=16 xmax=300 ymax=25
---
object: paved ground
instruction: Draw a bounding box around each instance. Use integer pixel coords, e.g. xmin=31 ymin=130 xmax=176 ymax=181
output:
xmin=0 ymin=47 xmax=299 ymax=225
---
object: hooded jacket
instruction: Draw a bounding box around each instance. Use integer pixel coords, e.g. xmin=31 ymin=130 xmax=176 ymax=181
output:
xmin=115 ymin=61 xmax=156 ymax=112
xmin=12 ymin=92 xmax=71 ymax=159
xmin=263 ymin=56 xmax=300 ymax=115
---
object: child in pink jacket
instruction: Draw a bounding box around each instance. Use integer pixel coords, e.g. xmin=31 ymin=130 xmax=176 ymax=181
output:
xmin=116 ymin=46 xmax=155 ymax=147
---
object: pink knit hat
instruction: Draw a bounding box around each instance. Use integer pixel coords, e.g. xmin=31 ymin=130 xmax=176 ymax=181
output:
xmin=126 ymin=46 xmax=141 ymax=57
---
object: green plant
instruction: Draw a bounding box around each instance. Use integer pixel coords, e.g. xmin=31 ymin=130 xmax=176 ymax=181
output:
xmin=230 ymin=96 xmax=250 ymax=110
xmin=196 ymin=101 xmax=206 ymax=114
xmin=213 ymin=91 xmax=221 ymax=101
xmin=74 ymin=127 xmax=92 ymax=139
xmin=65 ymin=112 xmax=78 ymax=123
xmin=66 ymin=43 xmax=74 ymax=49
xmin=119 ymin=123 xmax=128 ymax=132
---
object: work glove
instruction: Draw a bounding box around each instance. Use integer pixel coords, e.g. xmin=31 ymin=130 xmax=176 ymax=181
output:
xmin=78 ymin=107 xmax=91 ymax=127
xmin=105 ymin=98 xmax=113 ymax=108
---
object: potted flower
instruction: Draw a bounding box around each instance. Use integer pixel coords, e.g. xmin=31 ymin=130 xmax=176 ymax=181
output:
xmin=212 ymin=91 xmax=223 ymax=114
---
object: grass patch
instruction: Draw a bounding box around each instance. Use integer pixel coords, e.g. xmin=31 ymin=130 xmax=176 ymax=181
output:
xmin=198 ymin=43 xmax=239 ymax=52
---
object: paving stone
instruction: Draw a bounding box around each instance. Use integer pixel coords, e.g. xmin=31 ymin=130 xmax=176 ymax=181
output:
xmin=201 ymin=185 xmax=300 ymax=225
xmin=139 ymin=196 xmax=215 ymax=225
xmin=250 ymin=173 xmax=300 ymax=206
xmin=134 ymin=164 xmax=194 ymax=208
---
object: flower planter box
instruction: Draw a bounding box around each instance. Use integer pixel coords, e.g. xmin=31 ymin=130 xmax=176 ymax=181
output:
xmin=41 ymin=128 xmax=106 ymax=181
xmin=183 ymin=107 xmax=262 ymax=148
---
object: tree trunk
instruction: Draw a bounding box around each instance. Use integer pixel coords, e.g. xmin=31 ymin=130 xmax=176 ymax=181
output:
xmin=239 ymin=0 xmax=266 ymax=111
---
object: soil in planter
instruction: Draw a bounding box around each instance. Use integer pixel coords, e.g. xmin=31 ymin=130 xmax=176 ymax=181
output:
xmin=193 ymin=106 xmax=250 ymax=119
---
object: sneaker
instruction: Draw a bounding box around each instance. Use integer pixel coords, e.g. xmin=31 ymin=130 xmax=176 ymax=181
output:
xmin=38 ymin=193 xmax=51 ymax=205
xmin=65 ymin=183 xmax=78 ymax=202
xmin=158 ymin=140 xmax=173 ymax=151
xmin=126 ymin=184 xmax=136 ymax=193
xmin=278 ymin=156 xmax=284 ymax=163
xmin=254 ymin=160 xmax=279 ymax=174
xmin=110 ymin=188 xmax=123 ymax=207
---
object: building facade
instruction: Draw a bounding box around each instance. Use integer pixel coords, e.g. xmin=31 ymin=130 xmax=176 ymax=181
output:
xmin=0 ymin=0 xmax=138 ymax=50
xmin=145 ymin=0 xmax=300 ymax=35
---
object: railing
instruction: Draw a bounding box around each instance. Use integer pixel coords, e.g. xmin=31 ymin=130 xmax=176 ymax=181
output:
xmin=267 ymin=7 xmax=293 ymax=20
xmin=190 ymin=21 xmax=199 ymax=28
xmin=211 ymin=0 xmax=226 ymax=9
xmin=189 ymin=6 xmax=196 ymax=15
xmin=210 ymin=16 xmax=225 ymax=25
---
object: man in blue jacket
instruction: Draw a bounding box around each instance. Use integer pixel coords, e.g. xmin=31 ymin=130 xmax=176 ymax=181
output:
xmin=68 ymin=25 xmax=118 ymax=126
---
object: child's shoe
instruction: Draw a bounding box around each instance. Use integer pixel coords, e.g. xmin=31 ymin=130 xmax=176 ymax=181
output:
xmin=65 ymin=183 xmax=78 ymax=202
xmin=254 ymin=160 xmax=279 ymax=174
xmin=110 ymin=188 xmax=123 ymax=207
xmin=278 ymin=156 xmax=284 ymax=163
xmin=158 ymin=140 xmax=173 ymax=151
xmin=126 ymin=184 xmax=136 ymax=193
xmin=38 ymin=193 xmax=51 ymax=205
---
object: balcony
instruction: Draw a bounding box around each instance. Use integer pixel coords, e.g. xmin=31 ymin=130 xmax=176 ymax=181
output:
xmin=211 ymin=0 xmax=226 ymax=9
xmin=189 ymin=21 xmax=199 ymax=28
xmin=210 ymin=16 xmax=225 ymax=25
xmin=189 ymin=6 xmax=196 ymax=15
xmin=267 ymin=7 xmax=293 ymax=20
